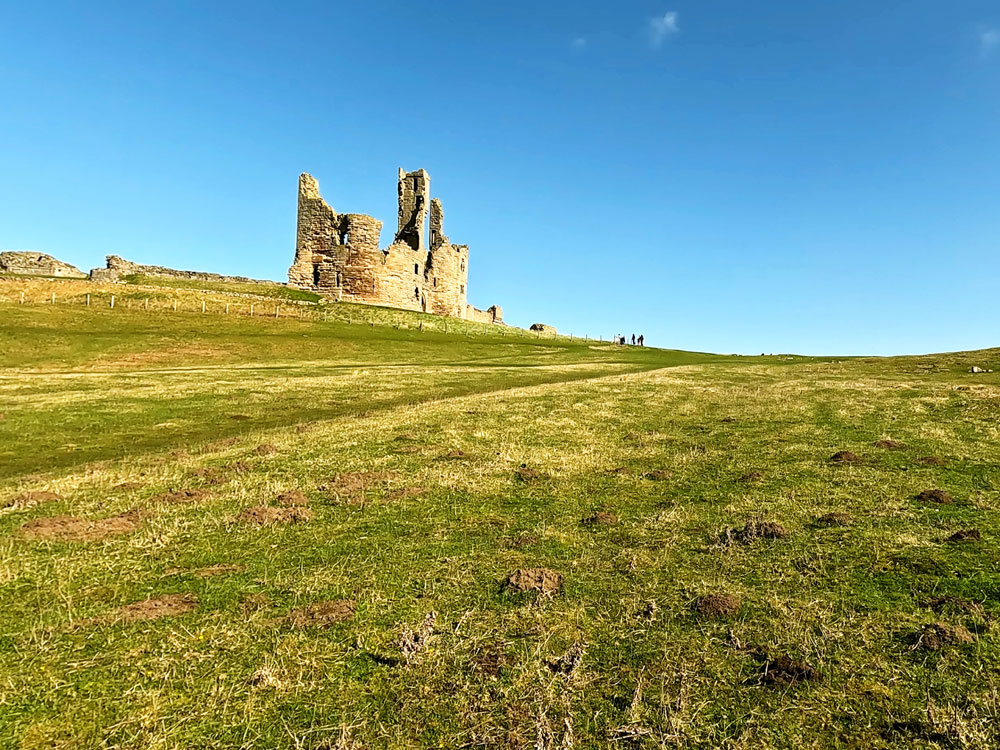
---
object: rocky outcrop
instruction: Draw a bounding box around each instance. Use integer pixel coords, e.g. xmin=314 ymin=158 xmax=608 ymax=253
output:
xmin=530 ymin=323 xmax=557 ymax=335
xmin=90 ymin=255 xmax=278 ymax=286
xmin=0 ymin=251 xmax=87 ymax=279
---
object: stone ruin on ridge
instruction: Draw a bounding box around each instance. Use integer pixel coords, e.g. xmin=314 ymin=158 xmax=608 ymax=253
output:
xmin=288 ymin=168 xmax=503 ymax=323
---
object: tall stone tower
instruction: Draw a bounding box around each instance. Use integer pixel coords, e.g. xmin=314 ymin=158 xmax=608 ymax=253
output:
xmin=395 ymin=168 xmax=430 ymax=252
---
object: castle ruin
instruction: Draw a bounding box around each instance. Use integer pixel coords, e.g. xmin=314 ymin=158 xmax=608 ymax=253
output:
xmin=288 ymin=169 xmax=502 ymax=323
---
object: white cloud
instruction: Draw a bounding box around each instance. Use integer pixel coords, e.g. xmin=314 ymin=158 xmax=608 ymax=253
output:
xmin=571 ymin=36 xmax=587 ymax=50
xmin=648 ymin=11 xmax=679 ymax=47
xmin=982 ymin=28 xmax=999 ymax=58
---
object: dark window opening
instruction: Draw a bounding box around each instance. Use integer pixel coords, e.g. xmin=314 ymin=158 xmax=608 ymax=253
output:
xmin=341 ymin=230 xmax=350 ymax=244
xmin=414 ymin=287 xmax=420 ymax=300
xmin=460 ymin=284 xmax=465 ymax=294
xmin=460 ymin=261 xmax=465 ymax=272
xmin=433 ymin=278 xmax=437 ymax=287
xmin=414 ymin=263 xmax=419 ymax=274
xmin=336 ymin=272 xmax=341 ymax=286
xmin=312 ymin=264 xmax=320 ymax=286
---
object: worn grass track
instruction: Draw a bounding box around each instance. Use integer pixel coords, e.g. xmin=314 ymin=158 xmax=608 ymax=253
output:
xmin=1 ymin=281 xmax=999 ymax=748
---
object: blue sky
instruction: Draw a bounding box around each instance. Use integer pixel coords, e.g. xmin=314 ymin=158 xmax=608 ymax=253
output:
xmin=2 ymin=1 xmax=998 ymax=355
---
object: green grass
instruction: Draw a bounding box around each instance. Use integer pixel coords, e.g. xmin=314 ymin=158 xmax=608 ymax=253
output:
xmin=1 ymin=279 xmax=999 ymax=748
xmin=120 ymin=273 xmax=324 ymax=303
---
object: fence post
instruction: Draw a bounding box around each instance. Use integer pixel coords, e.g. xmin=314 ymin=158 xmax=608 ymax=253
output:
xmin=250 ymin=303 xmax=254 ymax=317
xmin=225 ymin=303 xmax=229 ymax=314
xmin=144 ymin=298 xmax=148 ymax=310
xmin=86 ymin=294 xmax=90 ymax=307
xmin=20 ymin=292 xmax=24 ymax=304
xmin=202 ymin=300 xmax=206 ymax=313
xmin=110 ymin=295 xmax=115 ymax=309
xmin=275 ymin=305 xmax=279 ymax=318
xmin=52 ymin=292 xmax=55 ymax=304
xmin=173 ymin=299 xmax=177 ymax=312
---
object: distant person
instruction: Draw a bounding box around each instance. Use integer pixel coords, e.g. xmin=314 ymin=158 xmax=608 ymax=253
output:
xmin=631 ymin=334 xmax=636 ymax=345
xmin=638 ymin=335 xmax=644 ymax=347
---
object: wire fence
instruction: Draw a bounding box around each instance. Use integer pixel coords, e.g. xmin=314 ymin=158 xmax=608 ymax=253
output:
xmin=0 ymin=281 xmax=612 ymax=344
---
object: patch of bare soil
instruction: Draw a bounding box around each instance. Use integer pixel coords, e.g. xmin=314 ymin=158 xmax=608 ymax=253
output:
xmin=515 ymin=465 xmax=547 ymax=483
xmin=113 ymin=481 xmax=144 ymax=491
xmin=287 ymin=599 xmax=356 ymax=627
xmin=916 ymin=489 xmax=953 ymax=504
xmin=439 ymin=449 xmax=466 ymax=460
xmin=816 ymin=512 xmax=853 ymax=527
xmin=911 ymin=622 xmax=975 ymax=650
xmin=502 ymin=534 xmax=539 ymax=549
xmin=237 ymin=505 xmax=313 ymax=525
xmin=322 ymin=471 xmax=400 ymax=503
xmin=275 ymin=490 xmax=310 ymax=507
xmin=202 ymin=437 xmax=240 ymax=452
xmin=153 ymin=488 xmax=212 ymax=504
xmin=2 ymin=491 xmax=61 ymax=510
xmin=721 ymin=519 xmax=789 ymax=545
xmin=922 ymin=596 xmax=988 ymax=619
xmin=504 ymin=568 xmax=563 ymax=595
xmin=226 ymin=460 xmax=252 ymax=474
xmin=191 ymin=467 xmax=225 ymax=484
xmin=386 ymin=486 xmax=426 ymax=501
xmin=874 ymin=439 xmax=907 ymax=450
xmin=547 ymin=642 xmax=586 ymax=676
xmin=737 ymin=471 xmax=763 ymax=483
xmin=230 ymin=414 xmax=251 ymax=421
xmin=582 ymin=512 xmax=618 ymax=527
xmin=644 ymin=470 xmax=673 ymax=481
xmin=470 ymin=644 xmax=514 ymax=678
xmin=918 ymin=456 xmax=947 ymax=466
xmin=116 ymin=593 xmax=198 ymax=623
xmin=829 ymin=451 xmax=862 ymax=464
xmin=946 ymin=528 xmax=981 ymax=543
xmin=758 ymin=655 xmax=821 ymax=685
xmin=295 ymin=422 xmax=317 ymax=434
xmin=21 ymin=510 xmax=144 ymax=541
xmin=605 ymin=467 xmax=629 ymax=475
xmin=254 ymin=444 xmax=278 ymax=456
xmin=721 ymin=416 xmax=737 ymax=423
xmin=170 ymin=449 xmax=190 ymax=460
xmin=695 ymin=593 xmax=741 ymax=618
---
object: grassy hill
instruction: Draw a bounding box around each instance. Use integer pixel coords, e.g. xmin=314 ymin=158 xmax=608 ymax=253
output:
xmin=1 ymin=276 xmax=999 ymax=748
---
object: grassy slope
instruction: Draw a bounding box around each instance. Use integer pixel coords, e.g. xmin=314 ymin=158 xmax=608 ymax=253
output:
xmin=1 ymin=280 xmax=999 ymax=748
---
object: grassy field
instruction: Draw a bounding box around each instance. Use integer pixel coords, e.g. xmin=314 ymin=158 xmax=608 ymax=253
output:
xmin=1 ymin=278 xmax=999 ymax=748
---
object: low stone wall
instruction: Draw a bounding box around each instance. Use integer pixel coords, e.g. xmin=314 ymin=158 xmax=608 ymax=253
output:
xmin=466 ymin=304 xmax=504 ymax=325
xmin=529 ymin=323 xmax=557 ymax=335
xmin=1 ymin=251 xmax=87 ymax=279
xmin=90 ymin=255 xmax=281 ymax=286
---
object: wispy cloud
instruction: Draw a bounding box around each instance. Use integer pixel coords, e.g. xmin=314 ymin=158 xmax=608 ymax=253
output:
xmin=648 ymin=11 xmax=679 ymax=48
xmin=982 ymin=28 xmax=999 ymax=59
xmin=571 ymin=36 xmax=587 ymax=51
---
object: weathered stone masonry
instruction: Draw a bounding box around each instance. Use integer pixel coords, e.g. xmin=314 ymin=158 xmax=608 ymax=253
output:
xmin=288 ymin=168 xmax=503 ymax=323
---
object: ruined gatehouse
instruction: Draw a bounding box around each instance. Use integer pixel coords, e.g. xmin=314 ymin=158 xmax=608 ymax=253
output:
xmin=288 ymin=169 xmax=502 ymax=323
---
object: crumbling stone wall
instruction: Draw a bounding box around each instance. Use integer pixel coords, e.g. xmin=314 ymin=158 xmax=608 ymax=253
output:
xmin=90 ymin=255 xmax=276 ymax=286
xmin=1 ymin=252 xmax=87 ymax=279
xmin=288 ymin=168 xmax=498 ymax=321
xmin=466 ymin=305 xmax=503 ymax=325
